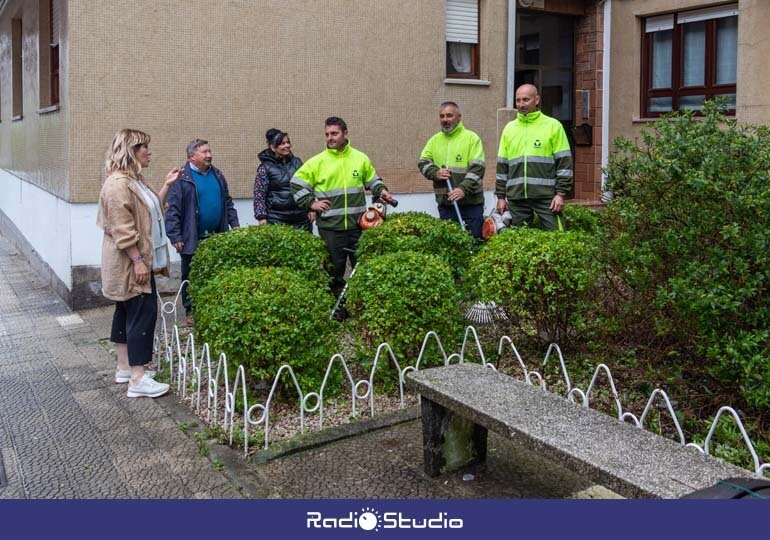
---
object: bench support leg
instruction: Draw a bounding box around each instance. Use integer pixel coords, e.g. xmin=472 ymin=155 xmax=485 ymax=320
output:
xmin=420 ymin=396 xmax=488 ymax=477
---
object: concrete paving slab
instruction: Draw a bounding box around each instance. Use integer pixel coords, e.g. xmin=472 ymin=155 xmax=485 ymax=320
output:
xmin=0 ymin=235 xmax=247 ymax=499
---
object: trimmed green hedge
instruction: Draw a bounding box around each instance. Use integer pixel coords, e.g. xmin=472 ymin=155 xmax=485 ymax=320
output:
xmin=356 ymin=211 xmax=476 ymax=280
xmin=193 ymin=266 xmax=339 ymax=392
xmin=563 ymin=204 xmax=602 ymax=234
xmin=472 ymin=228 xmax=600 ymax=343
xmin=346 ymin=251 xmax=464 ymax=365
xmin=189 ymin=225 xmax=329 ymax=292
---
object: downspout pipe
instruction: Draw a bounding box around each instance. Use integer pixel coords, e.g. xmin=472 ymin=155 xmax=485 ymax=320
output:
xmin=506 ymin=0 xmax=517 ymax=108
xmin=601 ymin=0 xmax=612 ymax=201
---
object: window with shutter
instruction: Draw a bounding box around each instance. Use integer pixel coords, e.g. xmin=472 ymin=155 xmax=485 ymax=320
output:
xmin=446 ymin=0 xmax=480 ymax=78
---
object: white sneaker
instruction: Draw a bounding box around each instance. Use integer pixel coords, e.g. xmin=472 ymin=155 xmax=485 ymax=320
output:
xmin=115 ymin=369 xmax=156 ymax=384
xmin=126 ymin=375 xmax=169 ymax=398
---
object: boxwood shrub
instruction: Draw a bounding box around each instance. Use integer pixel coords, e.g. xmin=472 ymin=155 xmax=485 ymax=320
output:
xmin=193 ymin=266 xmax=339 ymax=393
xmin=563 ymin=204 xmax=602 ymax=235
xmin=189 ymin=225 xmax=329 ymax=292
xmin=346 ymin=251 xmax=465 ymax=370
xmin=356 ymin=211 xmax=476 ymax=280
xmin=472 ymin=228 xmax=600 ymax=344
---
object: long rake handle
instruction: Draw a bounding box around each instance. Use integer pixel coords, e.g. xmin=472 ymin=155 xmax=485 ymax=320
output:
xmin=444 ymin=175 xmax=466 ymax=232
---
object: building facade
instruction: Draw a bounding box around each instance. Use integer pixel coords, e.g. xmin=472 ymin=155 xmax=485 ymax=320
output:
xmin=2 ymin=0 xmax=764 ymax=308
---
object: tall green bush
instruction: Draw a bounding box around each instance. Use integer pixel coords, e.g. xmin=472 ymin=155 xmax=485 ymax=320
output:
xmin=356 ymin=211 xmax=476 ymax=280
xmin=472 ymin=228 xmax=600 ymax=344
xmin=189 ymin=225 xmax=329 ymax=291
xmin=193 ymin=267 xmax=339 ymax=392
xmin=563 ymin=204 xmax=602 ymax=235
xmin=346 ymin=252 xmax=464 ymax=365
xmin=603 ymin=100 xmax=770 ymax=408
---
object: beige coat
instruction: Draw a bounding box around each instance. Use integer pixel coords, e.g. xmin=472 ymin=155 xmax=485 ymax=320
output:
xmin=97 ymin=172 xmax=169 ymax=302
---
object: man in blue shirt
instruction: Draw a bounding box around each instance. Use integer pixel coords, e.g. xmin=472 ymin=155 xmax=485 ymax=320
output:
xmin=165 ymin=139 xmax=239 ymax=325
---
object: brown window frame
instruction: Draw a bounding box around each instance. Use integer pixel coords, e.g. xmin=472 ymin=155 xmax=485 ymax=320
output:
xmin=446 ymin=0 xmax=480 ymax=79
xmin=12 ymin=17 xmax=23 ymax=119
xmin=51 ymin=42 xmax=60 ymax=106
xmin=38 ymin=0 xmax=60 ymax=108
xmin=446 ymin=42 xmax=480 ymax=79
xmin=641 ymin=11 xmax=737 ymax=117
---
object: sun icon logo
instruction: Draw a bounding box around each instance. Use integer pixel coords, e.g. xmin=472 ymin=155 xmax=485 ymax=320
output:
xmin=358 ymin=507 xmax=382 ymax=532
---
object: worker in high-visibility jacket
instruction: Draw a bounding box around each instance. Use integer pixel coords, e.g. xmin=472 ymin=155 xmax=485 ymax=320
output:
xmin=418 ymin=101 xmax=486 ymax=239
xmin=291 ymin=116 xmax=394 ymax=313
xmin=496 ymin=84 xmax=573 ymax=230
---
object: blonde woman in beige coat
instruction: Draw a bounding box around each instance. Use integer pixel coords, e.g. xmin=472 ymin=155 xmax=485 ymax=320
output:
xmin=97 ymin=129 xmax=181 ymax=397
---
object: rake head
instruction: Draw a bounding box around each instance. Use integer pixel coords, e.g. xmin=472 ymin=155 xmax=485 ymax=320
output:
xmin=464 ymin=301 xmax=508 ymax=325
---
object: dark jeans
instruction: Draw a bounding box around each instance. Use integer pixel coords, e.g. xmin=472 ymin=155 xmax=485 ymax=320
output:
xmin=507 ymin=198 xmax=564 ymax=231
xmin=318 ymin=227 xmax=362 ymax=295
xmin=180 ymin=253 xmax=194 ymax=316
xmin=110 ymin=274 xmax=157 ymax=366
xmin=438 ymin=203 xmax=484 ymax=239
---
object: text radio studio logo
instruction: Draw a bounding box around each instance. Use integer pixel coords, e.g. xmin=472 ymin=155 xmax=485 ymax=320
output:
xmin=307 ymin=506 xmax=463 ymax=531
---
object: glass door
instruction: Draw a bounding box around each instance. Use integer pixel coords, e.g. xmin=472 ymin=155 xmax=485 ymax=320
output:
xmin=515 ymin=12 xmax=575 ymax=139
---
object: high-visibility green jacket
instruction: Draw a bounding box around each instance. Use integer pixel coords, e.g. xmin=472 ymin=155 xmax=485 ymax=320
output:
xmin=291 ymin=141 xmax=387 ymax=231
xmin=496 ymin=110 xmax=573 ymax=200
xmin=418 ymin=122 xmax=485 ymax=207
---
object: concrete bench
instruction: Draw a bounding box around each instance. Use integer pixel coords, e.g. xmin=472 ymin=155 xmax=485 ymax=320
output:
xmin=405 ymin=363 xmax=755 ymax=499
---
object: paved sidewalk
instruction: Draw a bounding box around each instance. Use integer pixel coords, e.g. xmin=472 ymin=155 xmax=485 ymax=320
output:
xmin=0 ymin=236 xmax=247 ymax=498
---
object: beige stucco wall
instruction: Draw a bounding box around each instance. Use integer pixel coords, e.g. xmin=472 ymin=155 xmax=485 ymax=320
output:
xmin=67 ymin=0 xmax=509 ymax=203
xmin=0 ymin=0 xmax=69 ymax=199
xmin=609 ymin=0 xmax=770 ymax=147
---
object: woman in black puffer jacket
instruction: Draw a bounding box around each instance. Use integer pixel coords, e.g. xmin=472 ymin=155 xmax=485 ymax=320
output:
xmin=253 ymin=128 xmax=313 ymax=231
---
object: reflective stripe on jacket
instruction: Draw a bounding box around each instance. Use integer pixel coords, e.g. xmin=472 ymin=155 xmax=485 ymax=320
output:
xmin=291 ymin=141 xmax=386 ymax=231
xmin=496 ymin=110 xmax=573 ymax=200
xmin=418 ymin=122 xmax=485 ymax=207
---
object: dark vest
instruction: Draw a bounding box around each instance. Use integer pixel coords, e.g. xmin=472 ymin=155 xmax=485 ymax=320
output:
xmin=259 ymin=151 xmax=305 ymax=223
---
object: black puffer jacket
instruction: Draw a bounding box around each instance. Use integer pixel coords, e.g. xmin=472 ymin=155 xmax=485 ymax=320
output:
xmin=256 ymin=149 xmax=305 ymax=224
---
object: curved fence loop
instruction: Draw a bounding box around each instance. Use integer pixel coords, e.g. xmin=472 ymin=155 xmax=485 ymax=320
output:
xmin=366 ymin=343 xmax=405 ymax=417
xmin=582 ymin=363 xmax=624 ymax=420
xmin=317 ymin=353 xmax=357 ymax=428
xmin=413 ymin=331 xmax=449 ymax=371
xmin=208 ymin=352 xmax=230 ymax=426
xmin=637 ymin=389 xmax=686 ymax=446
xmin=529 ymin=370 xmax=545 ymax=390
xmin=445 ymin=352 xmax=462 ymax=366
xmin=354 ymin=379 xmax=371 ymax=402
xmin=252 ymin=364 xmax=307 ymax=451
xmin=568 ymin=387 xmax=587 ymax=407
xmin=685 ymin=442 xmax=705 ymax=453
xmin=177 ymin=330 xmax=195 ymax=397
xmin=226 ymin=365 xmax=250 ymax=447
xmin=303 ymin=392 xmax=321 ymax=414
xmin=191 ymin=342 xmax=209 ymax=412
xmin=541 ymin=343 xmax=571 ymax=395
xmin=497 ymin=335 xmax=531 ymax=385
xmin=620 ymin=411 xmax=641 ymax=426
xmin=703 ymin=406 xmax=762 ymax=476
xmin=459 ymin=326 xmax=493 ymax=369
xmin=150 ymin=309 xmax=769 ymax=474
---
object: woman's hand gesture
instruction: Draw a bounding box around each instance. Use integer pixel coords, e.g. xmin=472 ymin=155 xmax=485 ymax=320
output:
xmin=164 ymin=167 xmax=182 ymax=186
